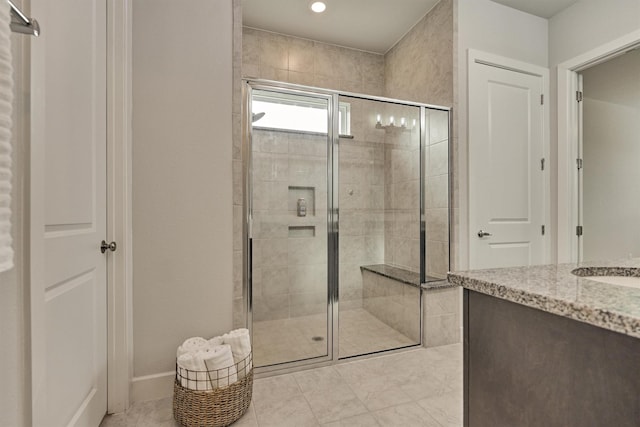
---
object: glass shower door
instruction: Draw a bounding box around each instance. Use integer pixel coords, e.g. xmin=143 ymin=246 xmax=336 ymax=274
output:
xmin=249 ymin=87 xmax=332 ymax=368
xmin=337 ymin=95 xmax=422 ymax=358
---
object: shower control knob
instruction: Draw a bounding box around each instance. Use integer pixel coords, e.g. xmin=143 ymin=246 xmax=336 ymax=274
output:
xmin=101 ymin=240 xmax=117 ymax=254
xmin=477 ymin=230 xmax=492 ymax=238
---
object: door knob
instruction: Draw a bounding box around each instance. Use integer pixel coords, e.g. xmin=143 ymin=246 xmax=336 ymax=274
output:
xmin=477 ymin=230 xmax=492 ymax=238
xmin=101 ymin=240 xmax=117 ymax=254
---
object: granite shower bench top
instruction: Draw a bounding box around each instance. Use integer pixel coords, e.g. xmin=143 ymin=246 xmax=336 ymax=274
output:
xmin=448 ymin=259 xmax=640 ymax=339
xmin=360 ymin=264 xmax=456 ymax=290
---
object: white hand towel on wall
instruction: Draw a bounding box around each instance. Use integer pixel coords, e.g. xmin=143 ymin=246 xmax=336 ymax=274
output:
xmin=223 ymin=328 xmax=252 ymax=378
xmin=176 ymin=336 xmax=208 ymax=358
xmin=0 ymin=1 xmax=14 ymax=274
xmin=201 ymin=344 xmax=237 ymax=388
xmin=177 ymin=352 xmax=211 ymax=391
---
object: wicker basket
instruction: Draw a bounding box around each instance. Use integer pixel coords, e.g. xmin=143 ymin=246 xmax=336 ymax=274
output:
xmin=173 ymin=353 xmax=253 ymax=427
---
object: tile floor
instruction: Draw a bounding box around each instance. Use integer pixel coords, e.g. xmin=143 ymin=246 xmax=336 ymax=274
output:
xmin=100 ymin=343 xmax=462 ymax=427
xmin=254 ymin=308 xmax=417 ymax=366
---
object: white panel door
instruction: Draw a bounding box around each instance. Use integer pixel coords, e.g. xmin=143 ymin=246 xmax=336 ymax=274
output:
xmin=31 ymin=0 xmax=108 ymax=425
xmin=469 ymin=61 xmax=546 ymax=269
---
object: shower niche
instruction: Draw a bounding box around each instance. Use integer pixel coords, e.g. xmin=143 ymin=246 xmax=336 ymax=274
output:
xmin=288 ymin=186 xmax=316 ymax=217
xmin=245 ymin=80 xmax=450 ymax=372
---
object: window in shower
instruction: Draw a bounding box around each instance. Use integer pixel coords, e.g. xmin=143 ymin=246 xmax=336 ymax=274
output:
xmin=253 ymin=91 xmax=351 ymax=135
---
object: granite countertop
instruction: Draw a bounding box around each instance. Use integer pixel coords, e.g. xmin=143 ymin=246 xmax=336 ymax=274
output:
xmin=361 ymin=264 xmax=456 ymax=289
xmin=448 ymin=259 xmax=640 ymax=339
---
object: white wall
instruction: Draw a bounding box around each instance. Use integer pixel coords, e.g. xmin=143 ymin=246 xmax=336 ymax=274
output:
xmin=456 ymin=0 xmax=548 ymax=269
xmin=132 ymin=0 xmax=234 ymax=400
xmin=549 ymin=0 xmax=640 ymax=66
xmin=0 ymin=2 xmax=29 ymax=424
xmin=581 ymin=51 xmax=640 ymax=261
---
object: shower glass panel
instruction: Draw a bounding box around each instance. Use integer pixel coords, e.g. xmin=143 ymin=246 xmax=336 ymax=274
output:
xmin=338 ymin=96 xmax=422 ymax=358
xmin=246 ymin=80 xmax=450 ymax=372
xmin=249 ymin=88 xmax=331 ymax=368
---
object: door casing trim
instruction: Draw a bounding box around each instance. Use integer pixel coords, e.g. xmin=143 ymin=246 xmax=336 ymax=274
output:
xmin=556 ymin=29 xmax=640 ymax=263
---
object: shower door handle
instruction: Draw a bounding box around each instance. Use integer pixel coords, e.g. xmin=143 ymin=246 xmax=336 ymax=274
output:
xmin=477 ymin=230 xmax=492 ymax=238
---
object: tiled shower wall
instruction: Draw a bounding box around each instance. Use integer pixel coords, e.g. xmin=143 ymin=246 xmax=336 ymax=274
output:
xmin=242 ymin=27 xmax=385 ymax=96
xmin=385 ymin=0 xmax=454 ymax=279
xmin=382 ymin=0 xmax=459 ymax=346
xmin=382 ymin=105 xmax=421 ymax=272
xmin=338 ymin=99 xmax=386 ymax=312
xmin=251 ymin=131 xmax=328 ymax=321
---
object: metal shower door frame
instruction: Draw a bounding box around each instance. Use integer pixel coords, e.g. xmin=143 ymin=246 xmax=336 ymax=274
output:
xmin=243 ymin=79 xmax=450 ymax=375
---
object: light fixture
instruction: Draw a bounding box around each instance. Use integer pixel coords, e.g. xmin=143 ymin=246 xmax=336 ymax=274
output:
xmin=375 ymin=114 xmax=415 ymax=132
xmin=310 ymin=1 xmax=326 ymax=13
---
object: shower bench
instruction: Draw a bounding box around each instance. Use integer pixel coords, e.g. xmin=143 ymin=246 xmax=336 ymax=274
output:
xmin=360 ymin=264 xmax=459 ymax=347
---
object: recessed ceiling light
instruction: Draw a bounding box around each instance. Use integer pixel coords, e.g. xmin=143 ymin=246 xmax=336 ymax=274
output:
xmin=310 ymin=1 xmax=326 ymax=13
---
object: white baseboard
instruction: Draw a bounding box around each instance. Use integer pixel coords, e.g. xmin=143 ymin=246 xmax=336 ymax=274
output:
xmin=131 ymin=371 xmax=174 ymax=403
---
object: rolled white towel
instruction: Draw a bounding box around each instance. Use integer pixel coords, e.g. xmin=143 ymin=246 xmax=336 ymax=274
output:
xmin=201 ymin=345 xmax=237 ymax=388
xmin=177 ymin=337 xmax=209 ymax=358
xmin=177 ymin=352 xmax=211 ymax=391
xmin=208 ymin=335 xmax=224 ymax=347
xmin=222 ymin=328 xmax=252 ymax=378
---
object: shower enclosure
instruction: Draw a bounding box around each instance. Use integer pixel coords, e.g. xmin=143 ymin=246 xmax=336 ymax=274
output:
xmin=243 ymin=80 xmax=450 ymax=371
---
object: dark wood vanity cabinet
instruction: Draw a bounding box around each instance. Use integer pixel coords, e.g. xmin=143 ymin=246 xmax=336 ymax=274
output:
xmin=463 ymin=290 xmax=640 ymax=427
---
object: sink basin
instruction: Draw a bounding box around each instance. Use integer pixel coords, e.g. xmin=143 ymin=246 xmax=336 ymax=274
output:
xmin=582 ymin=275 xmax=640 ymax=289
xmin=571 ymin=267 xmax=640 ymax=290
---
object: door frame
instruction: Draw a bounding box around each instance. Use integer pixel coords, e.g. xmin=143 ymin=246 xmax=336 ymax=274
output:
xmin=467 ymin=49 xmax=551 ymax=267
xmin=106 ymin=0 xmax=133 ymax=414
xmin=556 ymin=29 xmax=640 ymax=263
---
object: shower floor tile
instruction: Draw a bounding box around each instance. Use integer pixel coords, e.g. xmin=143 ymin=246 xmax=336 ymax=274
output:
xmin=253 ymin=308 xmax=417 ymax=367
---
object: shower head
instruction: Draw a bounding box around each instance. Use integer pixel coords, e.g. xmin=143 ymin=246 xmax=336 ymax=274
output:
xmin=252 ymin=112 xmax=266 ymax=123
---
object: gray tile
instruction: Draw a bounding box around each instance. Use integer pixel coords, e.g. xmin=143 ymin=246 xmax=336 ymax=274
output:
xmin=349 ymin=384 xmax=413 ymax=412
xmin=100 ymin=413 xmax=137 ymax=427
xmin=372 ymin=402 xmax=442 ymax=427
xmin=294 ymin=366 xmax=344 ymax=394
xmin=303 ymin=383 xmax=368 ymax=424
xmin=417 ymin=391 xmax=463 ymax=427
xmin=253 ymin=374 xmax=301 ymax=411
xmin=255 ymin=395 xmax=318 ymax=427
xmin=321 ymin=412 xmax=381 ymax=427
xmin=231 ymin=403 xmax=259 ymax=426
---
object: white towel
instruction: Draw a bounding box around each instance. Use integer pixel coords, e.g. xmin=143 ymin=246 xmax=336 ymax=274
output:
xmin=222 ymin=328 xmax=252 ymax=378
xmin=176 ymin=336 xmax=208 ymax=358
xmin=208 ymin=335 xmax=224 ymax=347
xmin=201 ymin=345 xmax=237 ymax=388
xmin=177 ymin=352 xmax=211 ymax=391
xmin=0 ymin=1 xmax=14 ymax=274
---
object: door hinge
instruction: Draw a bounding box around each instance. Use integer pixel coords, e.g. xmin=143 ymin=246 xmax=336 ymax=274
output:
xmin=577 ymin=158 xmax=583 ymax=170
xmin=576 ymin=225 xmax=583 ymax=236
xmin=541 ymin=225 xmax=545 ymax=236
xmin=540 ymin=158 xmax=545 ymax=171
xmin=540 ymin=94 xmax=544 ymax=105
xmin=576 ymin=91 xmax=583 ymax=102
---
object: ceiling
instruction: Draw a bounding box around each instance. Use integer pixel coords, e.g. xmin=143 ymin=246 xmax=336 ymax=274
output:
xmin=242 ymin=0 xmax=441 ymax=54
xmin=491 ymin=0 xmax=579 ymax=19
xmin=242 ymin=0 xmax=580 ymax=54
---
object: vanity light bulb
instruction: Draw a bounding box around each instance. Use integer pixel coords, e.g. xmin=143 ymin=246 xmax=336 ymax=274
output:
xmin=389 ymin=116 xmax=394 ymax=125
xmin=401 ymin=117 xmax=406 ymax=126
xmin=376 ymin=114 xmax=381 ymax=124
xmin=413 ymin=119 xmax=416 ymax=127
